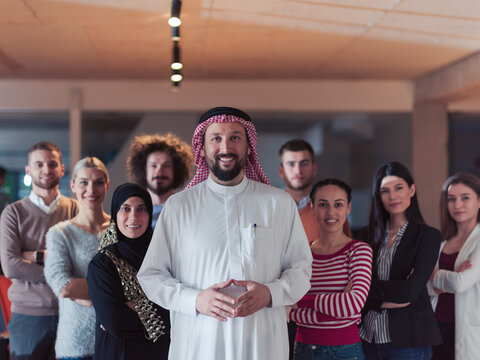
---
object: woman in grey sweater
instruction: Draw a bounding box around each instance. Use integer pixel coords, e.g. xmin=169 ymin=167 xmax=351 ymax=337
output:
xmin=44 ymin=157 xmax=110 ymax=360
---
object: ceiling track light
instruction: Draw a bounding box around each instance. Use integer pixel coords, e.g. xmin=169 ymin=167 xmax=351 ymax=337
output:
xmin=168 ymin=0 xmax=182 ymax=27
xmin=169 ymin=0 xmax=183 ymax=87
xmin=171 ymin=69 xmax=183 ymax=83
xmin=171 ymin=42 xmax=183 ymax=70
xmin=171 ymin=26 xmax=180 ymax=41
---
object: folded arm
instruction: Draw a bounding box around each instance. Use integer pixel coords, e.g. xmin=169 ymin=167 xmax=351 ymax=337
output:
xmin=379 ymin=228 xmax=441 ymax=303
xmin=0 ymin=207 xmax=45 ymax=282
xmin=433 ymin=242 xmax=480 ymax=293
xmin=87 ymin=255 xmax=145 ymax=337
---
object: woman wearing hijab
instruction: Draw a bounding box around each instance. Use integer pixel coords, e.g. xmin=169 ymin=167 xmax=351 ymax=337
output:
xmin=87 ymin=183 xmax=170 ymax=359
xmin=44 ymin=157 xmax=110 ymax=360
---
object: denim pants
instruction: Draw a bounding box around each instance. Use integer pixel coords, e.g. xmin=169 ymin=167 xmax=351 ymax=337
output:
xmin=294 ymin=341 xmax=365 ymax=360
xmin=362 ymin=342 xmax=432 ymax=360
xmin=8 ymin=312 xmax=58 ymax=360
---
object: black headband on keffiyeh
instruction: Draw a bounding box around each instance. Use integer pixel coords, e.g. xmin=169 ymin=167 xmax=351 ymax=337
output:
xmin=185 ymin=107 xmax=270 ymax=189
xmin=198 ymin=107 xmax=252 ymax=124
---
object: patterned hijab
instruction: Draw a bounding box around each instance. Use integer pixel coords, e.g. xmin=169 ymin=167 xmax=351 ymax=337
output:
xmin=185 ymin=106 xmax=270 ymax=189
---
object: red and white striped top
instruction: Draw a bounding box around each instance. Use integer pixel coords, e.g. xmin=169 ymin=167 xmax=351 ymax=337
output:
xmin=290 ymin=239 xmax=372 ymax=345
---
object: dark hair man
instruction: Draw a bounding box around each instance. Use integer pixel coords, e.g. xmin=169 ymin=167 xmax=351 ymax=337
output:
xmin=126 ymin=133 xmax=193 ymax=228
xmin=138 ymin=107 xmax=312 ymax=360
xmin=279 ymin=139 xmax=352 ymax=242
xmin=0 ymin=141 xmax=78 ymax=359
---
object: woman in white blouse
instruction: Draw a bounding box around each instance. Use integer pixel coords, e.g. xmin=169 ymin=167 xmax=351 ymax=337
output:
xmin=430 ymin=172 xmax=480 ymax=360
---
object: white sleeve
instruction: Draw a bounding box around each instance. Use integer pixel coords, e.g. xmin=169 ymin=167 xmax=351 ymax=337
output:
xmin=266 ymin=197 xmax=312 ymax=307
xmin=137 ymin=202 xmax=200 ymax=316
xmin=433 ymin=237 xmax=480 ymax=294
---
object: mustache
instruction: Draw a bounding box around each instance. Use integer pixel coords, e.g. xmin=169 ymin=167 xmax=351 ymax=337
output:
xmin=152 ymin=176 xmax=170 ymax=181
xmin=215 ymin=153 xmax=238 ymax=161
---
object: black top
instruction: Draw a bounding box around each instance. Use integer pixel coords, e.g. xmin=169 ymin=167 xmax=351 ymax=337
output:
xmin=88 ymin=247 xmax=170 ymax=360
xmin=87 ymin=183 xmax=170 ymax=359
xmin=362 ymin=222 xmax=442 ymax=347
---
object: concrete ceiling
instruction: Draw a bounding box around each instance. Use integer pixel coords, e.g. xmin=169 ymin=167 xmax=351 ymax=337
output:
xmin=1 ymin=0 xmax=479 ymax=80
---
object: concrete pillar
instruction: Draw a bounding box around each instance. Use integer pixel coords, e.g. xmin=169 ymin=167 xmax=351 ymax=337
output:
xmin=412 ymin=103 xmax=448 ymax=229
xmin=69 ymin=88 xmax=83 ymax=172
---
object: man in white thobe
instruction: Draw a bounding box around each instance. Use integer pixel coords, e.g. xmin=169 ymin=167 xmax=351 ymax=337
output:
xmin=138 ymin=107 xmax=312 ymax=360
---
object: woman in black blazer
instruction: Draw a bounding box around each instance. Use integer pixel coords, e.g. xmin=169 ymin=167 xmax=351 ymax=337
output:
xmin=360 ymin=161 xmax=442 ymax=360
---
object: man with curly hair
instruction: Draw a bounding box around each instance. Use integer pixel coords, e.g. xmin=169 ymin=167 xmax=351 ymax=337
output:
xmin=126 ymin=133 xmax=193 ymax=228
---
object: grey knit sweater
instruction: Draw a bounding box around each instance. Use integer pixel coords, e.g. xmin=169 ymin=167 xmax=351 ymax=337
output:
xmin=45 ymin=220 xmax=103 ymax=358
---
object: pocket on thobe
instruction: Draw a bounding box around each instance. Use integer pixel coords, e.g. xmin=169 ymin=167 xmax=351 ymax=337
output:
xmin=241 ymin=226 xmax=274 ymax=265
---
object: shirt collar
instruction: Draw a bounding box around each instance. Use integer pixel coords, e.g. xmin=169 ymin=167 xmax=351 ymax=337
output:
xmin=384 ymin=221 xmax=409 ymax=243
xmin=29 ymin=191 xmax=61 ymax=214
xmin=297 ymin=195 xmax=311 ymax=211
xmin=206 ymin=174 xmax=249 ymax=196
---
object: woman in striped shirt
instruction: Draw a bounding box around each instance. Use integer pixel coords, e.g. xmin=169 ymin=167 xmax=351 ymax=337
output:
xmin=290 ymin=178 xmax=373 ymax=360
xmin=360 ymin=161 xmax=442 ymax=360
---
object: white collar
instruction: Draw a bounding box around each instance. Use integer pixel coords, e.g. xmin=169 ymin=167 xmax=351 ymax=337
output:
xmin=206 ymin=175 xmax=249 ymax=196
xmin=29 ymin=191 xmax=61 ymax=214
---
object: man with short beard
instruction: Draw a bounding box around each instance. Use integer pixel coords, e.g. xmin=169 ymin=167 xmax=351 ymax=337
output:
xmin=138 ymin=107 xmax=312 ymax=360
xmin=0 ymin=142 xmax=78 ymax=360
xmin=126 ymin=133 xmax=193 ymax=228
xmin=278 ymin=139 xmax=352 ymax=242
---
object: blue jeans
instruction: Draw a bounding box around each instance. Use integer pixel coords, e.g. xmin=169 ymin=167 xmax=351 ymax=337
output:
xmin=8 ymin=312 xmax=58 ymax=360
xmin=294 ymin=341 xmax=365 ymax=360
xmin=362 ymin=342 xmax=432 ymax=360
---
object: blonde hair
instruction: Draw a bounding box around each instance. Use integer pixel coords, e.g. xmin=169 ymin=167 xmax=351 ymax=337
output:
xmin=71 ymin=157 xmax=109 ymax=183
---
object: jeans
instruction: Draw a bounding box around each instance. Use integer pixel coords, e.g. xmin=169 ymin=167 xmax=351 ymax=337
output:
xmin=362 ymin=342 xmax=432 ymax=360
xmin=294 ymin=341 xmax=365 ymax=360
xmin=8 ymin=312 xmax=58 ymax=360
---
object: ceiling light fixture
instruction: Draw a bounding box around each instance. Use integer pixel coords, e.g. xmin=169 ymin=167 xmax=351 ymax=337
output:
xmin=171 ymin=70 xmax=183 ymax=83
xmin=169 ymin=0 xmax=183 ymax=87
xmin=172 ymin=26 xmax=180 ymax=41
xmin=168 ymin=0 xmax=182 ymax=27
xmin=171 ymin=43 xmax=183 ymax=70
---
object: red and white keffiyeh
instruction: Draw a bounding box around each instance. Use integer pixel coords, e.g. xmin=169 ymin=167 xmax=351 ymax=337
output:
xmin=185 ymin=114 xmax=271 ymax=189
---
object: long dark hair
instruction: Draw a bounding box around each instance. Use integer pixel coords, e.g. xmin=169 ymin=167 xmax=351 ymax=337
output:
xmin=367 ymin=161 xmax=425 ymax=249
xmin=440 ymin=172 xmax=480 ymax=240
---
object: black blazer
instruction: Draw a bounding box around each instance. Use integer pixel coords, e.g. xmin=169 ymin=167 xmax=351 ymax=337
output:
xmin=362 ymin=222 xmax=442 ymax=347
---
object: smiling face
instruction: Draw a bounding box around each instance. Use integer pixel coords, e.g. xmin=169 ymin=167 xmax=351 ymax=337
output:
xmin=447 ymin=182 xmax=480 ymax=226
xmin=26 ymin=149 xmax=64 ymax=191
xmin=116 ymin=196 xmax=150 ymax=239
xmin=379 ymin=175 xmax=415 ymax=217
xmin=201 ymin=122 xmax=251 ymax=186
xmin=279 ymin=150 xmax=316 ymax=192
xmin=71 ymin=167 xmax=109 ymax=210
xmin=312 ymin=184 xmax=351 ymax=234
xmin=146 ymin=151 xmax=174 ymax=196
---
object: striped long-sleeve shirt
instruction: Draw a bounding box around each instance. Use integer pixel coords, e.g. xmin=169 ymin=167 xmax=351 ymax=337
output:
xmin=290 ymin=239 xmax=373 ymax=345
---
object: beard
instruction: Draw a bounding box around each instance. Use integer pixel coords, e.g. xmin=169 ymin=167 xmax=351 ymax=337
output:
xmin=205 ymin=152 xmax=247 ymax=182
xmin=284 ymin=178 xmax=313 ymax=192
xmin=147 ymin=176 xmax=174 ymax=196
xmin=32 ymin=176 xmax=60 ymax=190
